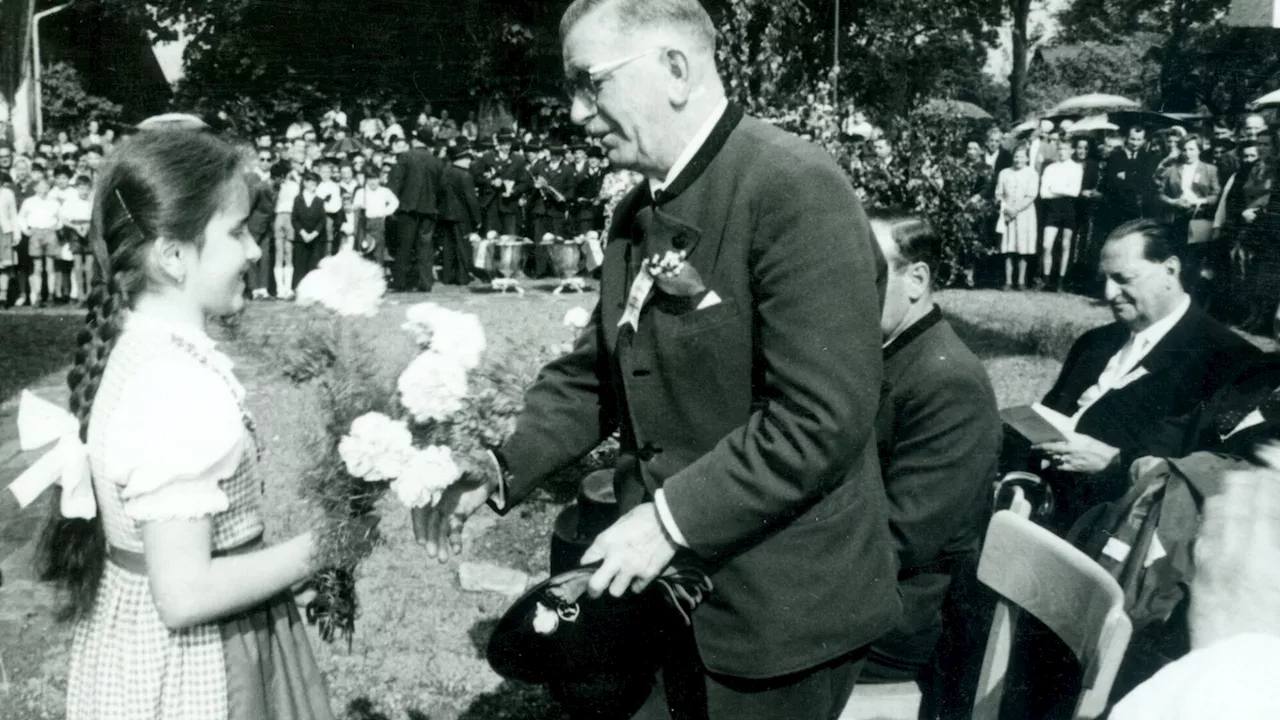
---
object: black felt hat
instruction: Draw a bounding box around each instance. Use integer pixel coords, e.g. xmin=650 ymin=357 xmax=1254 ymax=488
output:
xmin=550 ymin=470 xmax=619 ymax=575
xmin=486 ymin=560 xmax=713 ymax=717
xmin=448 ymin=139 xmax=472 ymax=160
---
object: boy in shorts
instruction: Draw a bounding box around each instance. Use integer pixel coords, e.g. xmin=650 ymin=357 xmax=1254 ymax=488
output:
xmin=59 ymin=175 xmax=93 ymax=301
xmin=17 ymin=178 xmax=61 ymax=307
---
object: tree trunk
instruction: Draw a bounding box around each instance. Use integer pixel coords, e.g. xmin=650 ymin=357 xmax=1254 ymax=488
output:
xmin=1159 ymin=0 xmax=1196 ymax=112
xmin=1009 ymin=0 xmax=1031 ymax=121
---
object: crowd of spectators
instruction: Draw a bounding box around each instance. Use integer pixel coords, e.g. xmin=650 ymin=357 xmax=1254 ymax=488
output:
xmin=0 ymin=102 xmax=636 ymax=307
xmin=960 ymin=113 xmax=1275 ymax=329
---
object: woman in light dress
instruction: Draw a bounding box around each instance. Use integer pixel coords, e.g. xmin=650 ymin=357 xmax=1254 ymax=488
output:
xmin=996 ymin=144 xmax=1040 ymax=290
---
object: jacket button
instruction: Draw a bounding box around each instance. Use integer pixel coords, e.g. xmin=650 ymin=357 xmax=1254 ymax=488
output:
xmin=672 ymin=233 xmax=689 ymax=250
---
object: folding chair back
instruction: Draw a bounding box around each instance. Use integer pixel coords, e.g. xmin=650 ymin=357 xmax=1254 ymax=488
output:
xmin=972 ymin=510 xmax=1133 ymax=720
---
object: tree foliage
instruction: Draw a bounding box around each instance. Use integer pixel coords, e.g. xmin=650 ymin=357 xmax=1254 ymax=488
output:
xmin=849 ymin=116 xmax=991 ymax=286
xmin=90 ymin=0 xmax=564 ymax=133
xmin=39 ymin=61 xmax=123 ymax=136
xmin=1051 ymin=0 xmax=1269 ymax=113
xmin=1026 ymin=41 xmax=1162 ymax=115
xmin=712 ymin=0 xmax=1001 ymax=122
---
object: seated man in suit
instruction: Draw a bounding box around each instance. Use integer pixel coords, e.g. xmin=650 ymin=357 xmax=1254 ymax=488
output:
xmin=1012 ymin=302 xmax=1280 ymax=720
xmin=862 ymin=214 xmax=1002 ymax=682
xmin=1018 ymin=218 xmax=1259 ymax=532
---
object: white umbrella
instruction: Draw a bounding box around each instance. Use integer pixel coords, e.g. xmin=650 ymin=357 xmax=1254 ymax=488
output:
xmin=1249 ymin=88 xmax=1280 ymax=110
xmin=1012 ymin=119 xmax=1039 ymax=136
xmin=1069 ymin=115 xmax=1119 ymax=133
xmin=136 ymin=113 xmax=209 ymax=131
xmin=919 ymin=99 xmax=994 ymax=120
xmin=1049 ymin=93 xmax=1142 ymax=116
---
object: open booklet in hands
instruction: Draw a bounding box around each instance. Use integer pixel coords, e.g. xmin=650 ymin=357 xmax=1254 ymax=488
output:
xmin=1000 ymin=403 xmax=1073 ymax=444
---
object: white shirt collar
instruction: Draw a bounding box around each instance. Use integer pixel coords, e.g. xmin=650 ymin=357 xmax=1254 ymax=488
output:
xmin=649 ymin=98 xmax=730 ymax=196
xmin=124 ymin=309 xmax=219 ymax=353
xmin=1131 ymin=294 xmax=1191 ymax=353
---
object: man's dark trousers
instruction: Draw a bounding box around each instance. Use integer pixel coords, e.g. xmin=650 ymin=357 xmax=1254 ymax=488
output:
xmin=632 ymin=629 xmax=869 ymax=720
xmin=394 ymin=210 xmax=437 ymax=292
xmin=437 ymin=220 xmax=473 ymax=285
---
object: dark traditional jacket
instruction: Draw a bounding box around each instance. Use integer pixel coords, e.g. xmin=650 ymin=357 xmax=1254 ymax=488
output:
xmin=496 ymin=104 xmax=900 ymax=679
xmin=387 ymin=146 xmax=444 ymax=216
xmin=869 ymin=308 xmax=1002 ymax=674
xmin=440 ymin=164 xmax=481 ymax=233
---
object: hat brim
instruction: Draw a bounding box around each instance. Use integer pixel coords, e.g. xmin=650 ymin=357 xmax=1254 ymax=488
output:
xmin=487 ymin=563 xmax=672 ymax=684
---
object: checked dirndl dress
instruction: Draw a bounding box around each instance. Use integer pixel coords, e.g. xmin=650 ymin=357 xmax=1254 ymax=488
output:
xmin=65 ymin=310 xmax=334 ymax=720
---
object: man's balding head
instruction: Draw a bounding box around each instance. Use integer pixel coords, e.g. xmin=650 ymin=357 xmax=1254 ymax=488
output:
xmin=561 ymin=0 xmax=717 ymax=55
xmin=560 ymin=0 xmax=726 ymax=178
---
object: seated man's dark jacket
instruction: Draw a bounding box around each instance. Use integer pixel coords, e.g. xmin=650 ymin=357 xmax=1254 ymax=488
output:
xmin=1012 ymin=354 xmax=1280 ymax=720
xmin=1013 ymin=304 xmax=1259 ymax=527
xmin=1128 ymin=353 xmax=1280 ymax=464
xmin=868 ymin=307 xmax=1002 ymax=677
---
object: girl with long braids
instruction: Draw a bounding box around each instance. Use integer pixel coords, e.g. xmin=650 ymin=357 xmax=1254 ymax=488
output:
xmin=37 ymin=127 xmax=341 ymax=719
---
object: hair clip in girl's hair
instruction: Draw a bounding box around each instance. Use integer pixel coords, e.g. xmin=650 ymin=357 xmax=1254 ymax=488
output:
xmin=115 ymin=189 xmax=135 ymax=225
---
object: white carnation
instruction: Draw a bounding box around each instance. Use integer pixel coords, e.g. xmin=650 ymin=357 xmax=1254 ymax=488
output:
xmin=390 ymin=445 xmax=462 ymax=508
xmin=401 ymin=302 xmax=487 ymax=370
xmin=398 ymin=350 xmax=469 ymax=423
xmin=562 ymin=306 xmax=591 ymax=330
xmin=338 ymin=412 xmax=414 ymax=481
xmin=295 ymin=249 xmax=387 ymax=317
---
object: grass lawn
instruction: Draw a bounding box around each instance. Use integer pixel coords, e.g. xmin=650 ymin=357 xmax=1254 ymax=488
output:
xmin=0 ymin=311 xmax=82 ymax=405
xmin=0 ymin=284 xmax=1110 ymax=719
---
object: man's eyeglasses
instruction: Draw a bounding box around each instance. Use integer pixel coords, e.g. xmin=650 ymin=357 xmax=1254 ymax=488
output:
xmin=563 ymin=47 xmax=664 ymax=110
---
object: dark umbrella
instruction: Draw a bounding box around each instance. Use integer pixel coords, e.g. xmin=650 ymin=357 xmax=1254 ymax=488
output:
xmin=919 ymin=99 xmax=993 ymax=121
xmin=1109 ymin=110 xmax=1179 ymax=130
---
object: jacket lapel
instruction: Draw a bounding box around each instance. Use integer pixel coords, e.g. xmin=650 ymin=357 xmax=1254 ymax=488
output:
xmin=1137 ymin=306 xmax=1200 ymax=376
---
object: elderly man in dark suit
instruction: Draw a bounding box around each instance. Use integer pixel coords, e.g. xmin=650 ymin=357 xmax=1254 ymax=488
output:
xmin=387 ymin=128 xmax=444 ymax=292
xmin=420 ymin=0 xmax=899 ymax=717
xmin=861 ymin=215 xmax=1001 ymax=684
xmin=1016 ymin=219 xmax=1258 ymax=532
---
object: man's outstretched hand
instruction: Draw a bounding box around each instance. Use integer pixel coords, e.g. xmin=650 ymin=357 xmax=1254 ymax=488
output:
xmin=416 ymin=454 xmax=499 ymax=562
xmin=580 ymin=502 xmax=679 ymax=599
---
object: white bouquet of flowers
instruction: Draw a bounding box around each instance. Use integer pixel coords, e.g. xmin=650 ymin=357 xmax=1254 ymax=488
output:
xmin=294 ymin=249 xmax=387 ymax=318
xmin=391 ymin=445 xmax=462 ymax=509
xmin=337 ymin=412 xmax=413 ymax=482
xmin=402 ymin=302 xmax=487 ymax=370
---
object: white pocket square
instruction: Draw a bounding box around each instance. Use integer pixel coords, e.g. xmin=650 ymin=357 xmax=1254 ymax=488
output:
xmin=696 ymin=291 xmax=722 ymax=310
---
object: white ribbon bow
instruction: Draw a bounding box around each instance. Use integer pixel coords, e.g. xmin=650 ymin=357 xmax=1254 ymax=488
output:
xmin=7 ymin=390 xmax=95 ymax=519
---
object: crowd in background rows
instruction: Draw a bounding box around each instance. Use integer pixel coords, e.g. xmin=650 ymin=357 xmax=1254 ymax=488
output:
xmin=847 ymin=112 xmax=1277 ymax=332
xmin=3 ymin=100 xmax=1277 ymax=316
xmin=0 ymin=100 xmax=637 ymax=307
